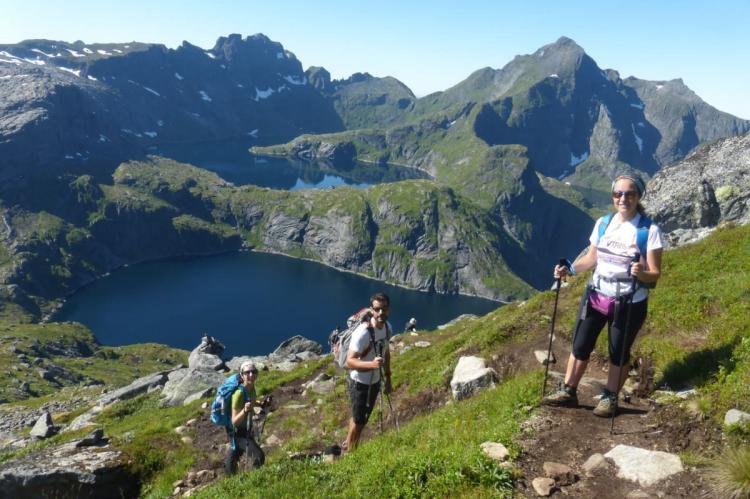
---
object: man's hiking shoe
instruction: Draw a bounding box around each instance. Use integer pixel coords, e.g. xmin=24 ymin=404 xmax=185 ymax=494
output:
xmin=593 ymin=390 xmax=617 ymax=417
xmin=541 ymin=384 xmax=578 ymax=407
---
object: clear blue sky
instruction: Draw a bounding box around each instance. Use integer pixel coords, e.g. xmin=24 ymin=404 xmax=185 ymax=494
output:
xmin=2 ymin=0 xmax=748 ymax=119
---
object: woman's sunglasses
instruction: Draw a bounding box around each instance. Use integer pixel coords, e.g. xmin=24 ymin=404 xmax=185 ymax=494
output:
xmin=612 ymin=190 xmax=637 ymax=199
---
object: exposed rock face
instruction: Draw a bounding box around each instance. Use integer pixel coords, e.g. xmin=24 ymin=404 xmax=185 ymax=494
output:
xmin=0 ymin=439 xmax=138 ymax=499
xmin=645 ymin=132 xmax=750 ymax=245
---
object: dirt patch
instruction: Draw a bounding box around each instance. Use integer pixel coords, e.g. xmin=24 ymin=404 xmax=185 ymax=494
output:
xmin=514 ymin=342 xmax=723 ymax=498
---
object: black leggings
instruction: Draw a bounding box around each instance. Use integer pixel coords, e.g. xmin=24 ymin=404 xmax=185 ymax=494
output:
xmin=225 ymin=428 xmax=265 ymax=475
xmin=572 ymin=297 xmax=648 ymax=367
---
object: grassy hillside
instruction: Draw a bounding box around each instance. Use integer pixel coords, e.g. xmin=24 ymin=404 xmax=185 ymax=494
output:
xmin=1 ymin=222 xmax=747 ymax=498
xmin=190 ymin=222 xmax=749 ymax=498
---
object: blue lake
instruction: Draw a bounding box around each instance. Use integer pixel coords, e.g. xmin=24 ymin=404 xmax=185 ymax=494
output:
xmin=153 ymin=140 xmax=428 ymax=190
xmin=56 ymin=251 xmax=500 ymax=357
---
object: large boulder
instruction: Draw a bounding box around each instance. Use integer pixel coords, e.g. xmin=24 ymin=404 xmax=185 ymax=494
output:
xmin=271 ymin=335 xmax=323 ymax=359
xmin=188 ymin=335 xmax=227 ymax=371
xmin=188 ymin=352 xmax=225 ymax=371
xmin=450 ymin=356 xmax=497 ymax=400
xmin=161 ymin=368 xmax=226 ymax=406
xmin=64 ymin=371 xmax=175 ymax=433
xmin=97 ymin=371 xmax=170 ymax=407
xmin=0 ymin=439 xmax=138 ymax=499
xmin=226 ymin=356 xmax=269 ymax=372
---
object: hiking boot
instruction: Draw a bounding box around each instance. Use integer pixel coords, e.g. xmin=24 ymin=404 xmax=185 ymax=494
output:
xmin=541 ymin=384 xmax=578 ymax=407
xmin=593 ymin=390 xmax=617 ymax=417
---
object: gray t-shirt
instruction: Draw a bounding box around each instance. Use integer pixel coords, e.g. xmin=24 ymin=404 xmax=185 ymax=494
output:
xmin=348 ymin=321 xmax=390 ymax=384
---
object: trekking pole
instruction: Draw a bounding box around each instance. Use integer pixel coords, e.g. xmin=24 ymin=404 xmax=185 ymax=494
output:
xmin=245 ymin=408 xmax=251 ymax=470
xmin=378 ymin=366 xmax=385 ymax=433
xmin=374 ymin=341 xmax=386 ymax=434
xmin=541 ymin=258 xmax=567 ymax=400
xmin=385 ymin=392 xmax=400 ymax=432
xmin=611 ymin=253 xmax=640 ymax=435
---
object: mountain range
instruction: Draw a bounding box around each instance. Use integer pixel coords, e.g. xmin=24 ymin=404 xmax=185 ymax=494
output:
xmin=1 ymin=33 xmax=748 ymax=316
xmin=2 ymin=35 xmax=747 ymax=184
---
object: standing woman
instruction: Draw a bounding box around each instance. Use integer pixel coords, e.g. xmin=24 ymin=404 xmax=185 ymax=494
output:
xmin=225 ymin=361 xmax=267 ymax=474
xmin=542 ymin=174 xmax=664 ymax=416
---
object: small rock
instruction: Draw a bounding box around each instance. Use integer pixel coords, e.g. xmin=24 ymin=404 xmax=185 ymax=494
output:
xmin=532 ymin=476 xmax=556 ymax=496
xmin=173 ymin=487 xmax=182 ymax=496
xmin=181 ymin=436 xmax=194 ymax=445
xmin=409 ymin=332 xmax=419 ymax=337
xmin=480 ymin=441 xmax=509 ymax=462
xmin=175 ymin=426 xmax=188 ymax=434
xmin=626 ymin=491 xmax=651 ymax=499
xmin=75 ymin=428 xmax=105 ymax=447
xmin=582 ymin=453 xmax=609 ymax=476
xmin=285 ymin=404 xmax=308 ymax=410
xmin=185 ymin=418 xmax=198 ymax=426
xmin=675 ymin=388 xmax=697 ymax=399
xmin=265 ymin=434 xmax=282 ymax=446
xmin=196 ymin=469 xmax=213 ymax=481
xmin=414 ymin=341 xmax=431 ymax=348
xmin=201 ymin=402 xmax=209 ymax=410
xmin=543 ymin=461 xmax=576 ymax=486
xmin=534 ymin=350 xmax=556 ymax=365
xmin=724 ymin=408 xmax=750 ymax=426
xmin=29 ymin=412 xmax=56 ymax=439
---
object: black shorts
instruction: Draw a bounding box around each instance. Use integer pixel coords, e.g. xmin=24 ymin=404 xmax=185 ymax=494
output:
xmin=572 ymin=296 xmax=648 ymax=366
xmin=348 ymin=377 xmax=380 ymax=425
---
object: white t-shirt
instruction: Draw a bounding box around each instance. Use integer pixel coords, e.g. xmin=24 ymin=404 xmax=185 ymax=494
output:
xmin=590 ymin=213 xmax=664 ymax=302
xmin=348 ymin=321 xmax=391 ymax=384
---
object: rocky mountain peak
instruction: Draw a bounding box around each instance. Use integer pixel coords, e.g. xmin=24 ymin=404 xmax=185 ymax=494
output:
xmin=305 ymin=66 xmax=332 ymax=91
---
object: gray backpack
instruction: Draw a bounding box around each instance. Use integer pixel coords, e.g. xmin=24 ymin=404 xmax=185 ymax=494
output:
xmin=329 ymin=308 xmax=390 ymax=368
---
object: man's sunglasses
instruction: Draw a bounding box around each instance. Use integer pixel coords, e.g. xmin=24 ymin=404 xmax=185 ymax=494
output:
xmin=612 ymin=190 xmax=637 ymax=199
xmin=242 ymin=369 xmax=258 ymax=375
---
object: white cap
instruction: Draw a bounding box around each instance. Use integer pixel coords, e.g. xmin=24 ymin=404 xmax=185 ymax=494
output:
xmin=240 ymin=361 xmax=256 ymax=373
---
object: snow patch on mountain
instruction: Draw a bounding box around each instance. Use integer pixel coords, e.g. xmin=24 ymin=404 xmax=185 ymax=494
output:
xmin=254 ymin=87 xmax=274 ymax=100
xmin=65 ymin=48 xmax=85 ymax=58
xmin=631 ymin=124 xmax=643 ymax=153
xmin=59 ymin=67 xmax=81 ymax=77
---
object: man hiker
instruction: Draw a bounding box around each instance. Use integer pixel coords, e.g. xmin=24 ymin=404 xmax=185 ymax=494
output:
xmin=225 ymin=361 xmax=269 ymax=475
xmin=342 ymin=292 xmax=393 ymax=452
